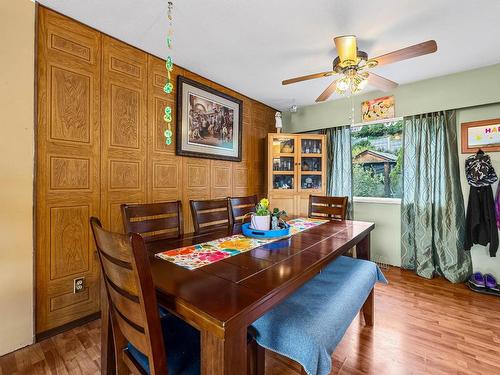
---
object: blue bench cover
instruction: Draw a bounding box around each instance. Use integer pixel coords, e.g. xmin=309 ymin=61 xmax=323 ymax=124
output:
xmin=250 ymin=256 xmax=387 ymax=375
xmin=127 ymin=309 xmax=200 ymax=375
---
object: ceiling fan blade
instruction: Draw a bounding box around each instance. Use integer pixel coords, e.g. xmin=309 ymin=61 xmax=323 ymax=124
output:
xmin=371 ymin=40 xmax=437 ymax=67
xmin=334 ymin=35 xmax=357 ymax=64
xmin=282 ymin=71 xmax=335 ymax=85
xmin=367 ymin=73 xmax=398 ymax=92
xmin=316 ymin=80 xmax=338 ymax=102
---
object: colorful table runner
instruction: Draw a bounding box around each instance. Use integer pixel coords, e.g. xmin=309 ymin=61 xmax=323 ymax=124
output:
xmin=155 ymin=218 xmax=328 ymax=270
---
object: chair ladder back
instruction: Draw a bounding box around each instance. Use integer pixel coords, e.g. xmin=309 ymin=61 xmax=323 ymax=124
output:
xmin=190 ymin=198 xmax=231 ymax=234
xmin=90 ymin=217 xmax=168 ymax=375
xmin=308 ymin=195 xmax=348 ymax=221
xmin=121 ymin=201 xmax=183 ymax=242
xmin=229 ymin=195 xmax=257 ymax=224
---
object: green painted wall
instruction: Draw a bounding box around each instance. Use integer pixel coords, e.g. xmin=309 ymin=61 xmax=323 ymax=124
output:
xmin=283 ymin=63 xmax=500 ymax=132
xmin=284 ymin=64 xmax=500 ymax=278
xmin=353 ymin=201 xmax=402 ymax=267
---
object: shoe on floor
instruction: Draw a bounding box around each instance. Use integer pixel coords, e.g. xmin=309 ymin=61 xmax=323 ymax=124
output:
xmin=469 ymin=272 xmax=485 ymax=288
xmin=484 ymin=274 xmax=499 ymax=291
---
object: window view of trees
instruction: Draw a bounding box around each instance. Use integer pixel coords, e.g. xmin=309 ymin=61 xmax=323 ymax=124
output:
xmin=351 ymin=120 xmax=403 ymax=198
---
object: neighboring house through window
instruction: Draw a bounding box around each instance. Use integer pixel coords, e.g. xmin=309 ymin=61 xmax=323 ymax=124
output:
xmin=351 ymin=118 xmax=403 ymax=199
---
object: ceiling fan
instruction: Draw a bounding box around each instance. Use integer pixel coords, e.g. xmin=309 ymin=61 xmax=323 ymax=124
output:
xmin=282 ymin=36 xmax=437 ymax=102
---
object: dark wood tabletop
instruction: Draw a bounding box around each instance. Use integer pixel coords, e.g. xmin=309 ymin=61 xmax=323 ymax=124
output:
xmin=101 ymin=219 xmax=375 ymax=375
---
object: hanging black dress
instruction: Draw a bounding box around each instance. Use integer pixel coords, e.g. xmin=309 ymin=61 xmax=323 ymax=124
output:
xmin=464 ymin=151 xmax=498 ymax=257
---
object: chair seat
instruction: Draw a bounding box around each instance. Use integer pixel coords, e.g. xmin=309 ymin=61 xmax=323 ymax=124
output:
xmin=127 ymin=312 xmax=200 ymax=375
xmin=250 ymin=256 xmax=387 ymax=375
xmin=158 ymin=305 xmax=169 ymax=319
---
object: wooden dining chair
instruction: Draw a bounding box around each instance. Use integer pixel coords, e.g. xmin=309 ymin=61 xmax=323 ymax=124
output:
xmin=121 ymin=201 xmax=183 ymax=241
xmin=190 ymin=198 xmax=231 ymax=234
xmin=229 ymin=195 xmax=258 ymax=224
xmin=308 ymin=195 xmax=348 ymax=221
xmin=90 ymin=217 xmax=200 ymax=375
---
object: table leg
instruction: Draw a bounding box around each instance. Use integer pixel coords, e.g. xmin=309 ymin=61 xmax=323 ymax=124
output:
xmin=201 ymin=328 xmax=247 ymax=375
xmin=101 ymin=274 xmax=115 ymax=375
xmin=356 ymin=232 xmax=371 ymax=261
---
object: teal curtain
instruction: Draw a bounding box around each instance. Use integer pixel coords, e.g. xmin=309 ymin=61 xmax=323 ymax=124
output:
xmin=401 ymin=111 xmax=472 ymax=282
xmin=324 ymin=126 xmax=353 ymax=218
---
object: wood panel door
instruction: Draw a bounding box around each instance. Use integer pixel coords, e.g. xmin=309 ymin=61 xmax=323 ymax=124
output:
xmin=211 ymin=160 xmax=233 ymax=199
xmin=36 ymin=8 xmax=101 ymax=333
xmin=182 ymin=157 xmax=211 ymax=232
xmin=268 ymin=195 xmax=297 ymax=217
xmin=296 ymin=195 xmax=311 ymax=217
xmin=101 ymin=36 xmax=148 ymax=233
xmin=147 ymin=55 xmax=183 ymax=203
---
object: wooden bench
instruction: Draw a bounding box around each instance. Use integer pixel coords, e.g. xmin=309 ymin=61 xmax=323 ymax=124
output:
xmin=250 ymin=256 xmax=387 ymax=375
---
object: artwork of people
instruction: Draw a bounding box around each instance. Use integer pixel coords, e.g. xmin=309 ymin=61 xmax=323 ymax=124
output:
xmin=187 ymin=93 xmax=234 ymax=150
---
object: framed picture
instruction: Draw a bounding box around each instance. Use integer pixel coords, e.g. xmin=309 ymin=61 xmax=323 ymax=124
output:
xmin=176 ymin=76 xmax=243 ymax=161
xmin=362 ymin=95 xmax=395 ymax=122
xmin=461 ymin=118 xmax=500 ymax=153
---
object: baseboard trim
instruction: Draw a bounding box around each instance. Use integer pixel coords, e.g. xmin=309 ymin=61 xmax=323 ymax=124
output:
xmin=36 ymin=312 xmax=101 ymax=342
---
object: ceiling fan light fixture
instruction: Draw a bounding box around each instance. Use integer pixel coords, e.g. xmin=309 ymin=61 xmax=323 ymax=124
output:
xmin=357 ymin=78 xmax=368 ymax=90
xmin=336 ymin=77 xmax=350 ymax=91
xmin=335 ymin=72 xmax=368 ymax=96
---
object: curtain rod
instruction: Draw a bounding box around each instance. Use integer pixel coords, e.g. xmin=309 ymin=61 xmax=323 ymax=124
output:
xmin=295 ymin=116 xmax=404 ymax=134
xmin=351 ymin=116 xmax=404 ymax=127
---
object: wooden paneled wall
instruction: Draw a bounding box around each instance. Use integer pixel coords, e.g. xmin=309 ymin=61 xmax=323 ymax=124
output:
xmin=36 ymin=7 xmax=276 ymax=334
xmin=36 ymin=8 xmax=102 ymax=334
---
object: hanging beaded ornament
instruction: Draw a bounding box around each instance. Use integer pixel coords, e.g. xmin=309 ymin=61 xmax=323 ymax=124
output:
xmin=163 ymin=1 xmax=174 ymax=145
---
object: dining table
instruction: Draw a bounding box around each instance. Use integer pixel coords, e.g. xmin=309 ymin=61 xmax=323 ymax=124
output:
xmin=100 ymin=218 xmax=375 ymax=375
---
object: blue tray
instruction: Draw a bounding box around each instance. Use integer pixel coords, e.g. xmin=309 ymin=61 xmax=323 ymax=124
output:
xmin=242 ymin=223 xmax=291 ymax=239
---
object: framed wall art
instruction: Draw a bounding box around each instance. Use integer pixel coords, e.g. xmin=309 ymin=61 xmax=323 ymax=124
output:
xmin=176 ymin=76 xmax=243 ymax=161
xmin=362 ymin=95 xmax=395 ymax=122
xmin=461 ymin=118 xmax=500 ymax=153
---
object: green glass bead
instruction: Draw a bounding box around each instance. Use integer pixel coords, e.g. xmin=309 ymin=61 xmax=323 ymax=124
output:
xmin=164 ymin=106 xmax=172 ymax=115
xmin=164 ymin=129 xmax=172 ymax=138
xmin=165 ymin=137 xmax=172 ymax=145
xmin=163 ymin=82 xmax=173 ymax=94
xmin=166 ymin=37 xmax=172 ymax=49
xmin=166 ymin=56 xmax=173 ymax=71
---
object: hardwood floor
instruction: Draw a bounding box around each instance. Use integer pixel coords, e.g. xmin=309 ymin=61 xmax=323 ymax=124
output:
xmin=1 ymin=266 xmax=500 ymax=375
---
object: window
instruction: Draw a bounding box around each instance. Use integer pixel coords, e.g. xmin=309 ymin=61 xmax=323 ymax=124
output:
xmin=351 ymin=119 xmax=403 ymax=199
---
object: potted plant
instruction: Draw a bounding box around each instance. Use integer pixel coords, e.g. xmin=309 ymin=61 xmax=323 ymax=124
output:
xmin=271 ymin=208 xmax=288 ymax=230
xmin=250 ymin=198 xmax=271 ymax=230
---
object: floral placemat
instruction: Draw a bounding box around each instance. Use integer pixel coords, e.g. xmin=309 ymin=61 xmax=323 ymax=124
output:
xmin=155 ymin=218 xmax=328 ymax=270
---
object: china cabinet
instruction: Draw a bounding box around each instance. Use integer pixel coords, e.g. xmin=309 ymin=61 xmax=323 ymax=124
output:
xmin=267 ymin=133 xmax=327 ymax=216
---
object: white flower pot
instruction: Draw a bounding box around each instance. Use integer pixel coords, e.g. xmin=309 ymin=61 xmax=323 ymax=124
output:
xmin=251 ymin=215 xmax=270 ymax=230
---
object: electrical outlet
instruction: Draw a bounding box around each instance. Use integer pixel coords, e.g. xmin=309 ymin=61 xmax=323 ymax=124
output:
xmin=73 ymin=277 xmax=85 ymax=293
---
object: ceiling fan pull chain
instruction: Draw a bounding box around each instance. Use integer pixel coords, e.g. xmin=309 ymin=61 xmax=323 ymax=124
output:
xmin=350 ymin=95 xmax=355 ymax=126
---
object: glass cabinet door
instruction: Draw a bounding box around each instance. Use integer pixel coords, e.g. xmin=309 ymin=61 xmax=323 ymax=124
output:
xmin=270 ymin=135 xmax=297 ymax=191
xmin=301 ymin=138 xmax=323 ymax=154
xmin=299 ymin=136 xmax=324 ymax=192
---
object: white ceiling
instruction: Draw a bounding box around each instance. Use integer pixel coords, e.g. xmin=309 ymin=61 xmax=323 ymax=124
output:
xmin=38 ymin=0 xmax=500 ymax=110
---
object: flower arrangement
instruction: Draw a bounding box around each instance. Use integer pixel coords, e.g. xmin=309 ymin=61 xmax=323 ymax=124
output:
xmin=249 ymin=198 xmax=288 ymax=230
xmin=255 ymin=198 xmax=270 ymax=216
